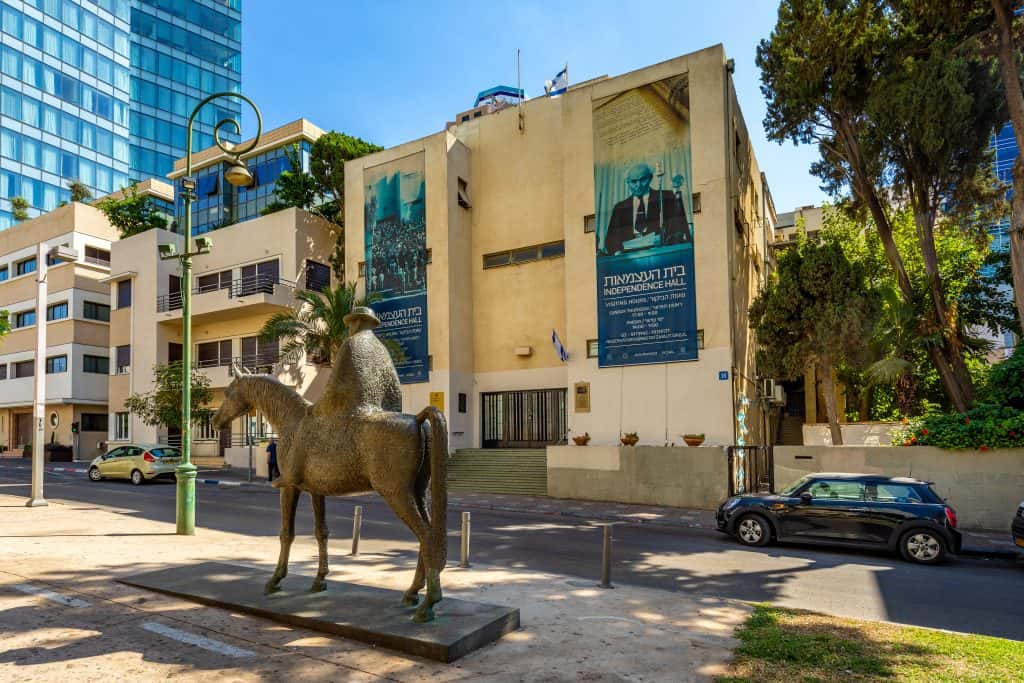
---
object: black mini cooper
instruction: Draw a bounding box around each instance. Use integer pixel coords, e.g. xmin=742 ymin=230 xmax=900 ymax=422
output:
xmin=716 ymin=473 xmax=962 ymax=564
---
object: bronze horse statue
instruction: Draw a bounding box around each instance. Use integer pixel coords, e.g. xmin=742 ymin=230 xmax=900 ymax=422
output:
xmin=212 ymin=307 xmax=448 ymax=622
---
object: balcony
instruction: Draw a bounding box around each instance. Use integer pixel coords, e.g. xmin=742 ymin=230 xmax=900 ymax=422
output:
xmin=195 ymin=354 xmax=281 ymax=387
xmin=156 ymin=274 xmax=296 ymax=322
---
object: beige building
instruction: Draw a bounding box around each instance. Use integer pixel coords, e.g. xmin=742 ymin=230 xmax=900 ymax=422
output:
xmin=0 ymin=203 xmax=118 ymax=460
xmin=346 ymin=45 xmax=775 ymax=450
xmin=772 ymin=204 xmax=824 ymax=250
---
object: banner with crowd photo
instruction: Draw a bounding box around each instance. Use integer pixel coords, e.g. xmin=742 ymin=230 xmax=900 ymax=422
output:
xmin=364 ymin=152 xmax=429 ymax=383
xmin=593 ymin=74 xmax=698 ymax=367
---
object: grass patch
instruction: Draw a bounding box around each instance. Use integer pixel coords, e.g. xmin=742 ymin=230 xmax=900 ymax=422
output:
xmin=717 ymin=604 xmax=1024 ymax=682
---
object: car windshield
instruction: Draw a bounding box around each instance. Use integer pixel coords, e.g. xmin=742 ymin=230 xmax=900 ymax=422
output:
xmin=149 ymin=448 xmax=181 ymax=459
xmin=778 ymin=475 xmax=812 ymax=497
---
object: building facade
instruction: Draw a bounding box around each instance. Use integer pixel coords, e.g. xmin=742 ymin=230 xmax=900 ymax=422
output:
xmin=0 ymin=202 xmax=117 ymax=460
xmin=345 ymin=46 xmax=773 ymax=450
xmin=0 ymin=0 xmax=240 ymax=228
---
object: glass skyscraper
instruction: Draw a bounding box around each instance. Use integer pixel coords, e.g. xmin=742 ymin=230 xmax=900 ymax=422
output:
xmin=990 ymin=122 xmax=1019 ymax=354
xmin=0 ymin=0 xmax=240 ymax=229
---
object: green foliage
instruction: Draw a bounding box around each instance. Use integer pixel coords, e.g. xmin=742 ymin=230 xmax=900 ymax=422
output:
xmin=977 ymin=345 xmax=1024 ymax=409
xmin=310 ymin=131 xmax=382 ymax=222
xmin=259 ymin=282 xmax=403 ymax=366
xmin=94 ymin=183 xmax=169 ymax=238
xmin=124 ymin=362 xmax=214 ymax=430
xmin=0 ymin=309 xmax=9 ymax=338
xmin=750 ymin=241 xmax=879 ymax=380
xmin=261 ymin=144 xmax=320 ymax=215
xmin=10 ymin=196 xmax=30 ymax=222
xmin=67 ymin=180 xmax=92 ymax=203
xmin=893 ymin=404 xmax=1024 ymax=450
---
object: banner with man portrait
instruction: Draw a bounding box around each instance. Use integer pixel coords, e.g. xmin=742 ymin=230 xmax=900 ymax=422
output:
xmin=593 ymin=74 xmax=698 ymax=367
xmin=364 ymin=152 xmax=429 ymax=383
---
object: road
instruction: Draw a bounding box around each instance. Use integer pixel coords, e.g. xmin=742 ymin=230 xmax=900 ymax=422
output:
xmin=2 ymin=461 xmax=1022 ymax=641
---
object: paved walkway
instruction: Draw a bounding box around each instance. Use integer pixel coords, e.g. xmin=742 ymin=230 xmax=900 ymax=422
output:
xmin=0 ymin=487 xmax=746 ymax=682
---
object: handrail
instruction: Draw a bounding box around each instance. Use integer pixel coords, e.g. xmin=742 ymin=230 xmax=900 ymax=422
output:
xmin=156 ymin=275 xmax=296 ymax=312
xmin=192 ymin=355 xmax=280 ymax=374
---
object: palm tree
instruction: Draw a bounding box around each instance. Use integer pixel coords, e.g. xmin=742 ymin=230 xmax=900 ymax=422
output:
xmin=259 ymin=281 xmax=401 ymax=365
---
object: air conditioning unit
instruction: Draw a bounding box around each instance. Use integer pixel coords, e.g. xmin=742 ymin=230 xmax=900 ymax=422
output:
xmin=761 ymin=378 xmax=775 ymax=398
xmin=771 ymin=384 xmax=786 ymax=406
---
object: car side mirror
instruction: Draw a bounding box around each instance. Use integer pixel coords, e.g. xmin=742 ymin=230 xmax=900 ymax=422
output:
xmin=799 ymin=492 xmax=813 ymax=504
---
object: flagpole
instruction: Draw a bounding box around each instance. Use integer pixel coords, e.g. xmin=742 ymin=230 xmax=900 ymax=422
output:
xmin=517 ymin=48 xmax=524 ymax=133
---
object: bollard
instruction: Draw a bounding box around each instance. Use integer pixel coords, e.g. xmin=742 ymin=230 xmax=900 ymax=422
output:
xmin=599 ymin=524 xmax=613 ymax=588
xmin=351 ymin=505 xmax=362 ymax=556
xmin=460 ymin=511 xmax=471 ymax=568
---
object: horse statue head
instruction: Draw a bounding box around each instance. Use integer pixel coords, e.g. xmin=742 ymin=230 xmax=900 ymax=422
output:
xmin=213 ymin=361 xmax=254 ymax=429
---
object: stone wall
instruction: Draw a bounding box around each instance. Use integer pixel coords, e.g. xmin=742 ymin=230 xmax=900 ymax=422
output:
xmin=547 ymin=445 xmax=728 ymax=509
xmin=802 ymin=422 xmax=902 ymax=446
xmin=775 ymin=446 xmax=1024 ymax=530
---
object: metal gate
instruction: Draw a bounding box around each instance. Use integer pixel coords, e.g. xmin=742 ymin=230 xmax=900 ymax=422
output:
xmin=727 ymin=445 xmax=774 ymax=496
xmin=481 ymin=389 xmax=567 ymax=448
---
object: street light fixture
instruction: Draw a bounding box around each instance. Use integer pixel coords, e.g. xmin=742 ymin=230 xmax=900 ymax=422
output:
xmin=161 ymin=92 xmax=262 ymax=536
xmin=26 ymin=244 xmax=78 ymax=507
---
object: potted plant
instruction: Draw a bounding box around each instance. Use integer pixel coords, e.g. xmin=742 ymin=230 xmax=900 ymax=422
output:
xmin=620 ymin=431 xmax=639 ymax=447
xmin=683 ymin=433 xmax=705 ymax=447
xmin=572 ymin=432 xmax=591 ymax=446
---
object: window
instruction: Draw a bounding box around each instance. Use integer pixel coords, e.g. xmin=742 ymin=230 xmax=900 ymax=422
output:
xmin=483 ymin=241 xmax=565 ymax=269
xmin=807 ymin=480 xmax=865 ymax=502
xmin=305 ymin=260 xmax=330 ymax=293
xmin=81 ymin=413 xmax=108 ymax=432
xmin=358 ymin=261 xmax=366 ymax=277
xmin=83 ymin=354 xmax=109 ymax=374
xmin=0 ymin=266 xmax=7 ymax=281
xmin=46 ymin=355 xmax=67 ymax=373
xmin=117 ymin=279 xmax=131 ymax=308
xmin=14 ymin=310 xmax=36 ymax=328
xmin=46 ymin=301 xmax=68 ymax=321
xmin=196 ymin=416 xmax=216 ymax=441
xmin=16 ymin=257 xmax=36 ymax=276
xmin=458 ymin=393 xmax=467 ymax=413
xmin=584 ymin=214 xmax=596 ymax=233
xmin=871 ymin=483 xmax=924 ymax=504
xmin=83 ymin=301 xmax=110 ymax=322
xmin=696 ymin=329 xmax=704 ymax=350
xmin=197 ymin=270 xmax=232 ymax=293
xmin=115 ymin=345 xmax=130 ymax=373
xmin=197 ymin=340 xmax=232 ymax=368
xmin=692 ymin=192 xmax=702 ymax=214
xmin=86 ymin=245 xmax=111 ymax=265
xmin=587 ymin=339 xmax=599 ymax=358
xmin=115 ymin=412 xmax=129 ymax=440
xmin=0 ymin=363 xmax=6 ymax=380
xmin=14 ymin=360 xmax=33 ymax=378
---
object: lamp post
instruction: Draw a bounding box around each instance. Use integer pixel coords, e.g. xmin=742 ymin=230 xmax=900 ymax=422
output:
xmin=159 ymin=92 xmax=262 ymax=535
xmin=26 ymin=243 xmax=78 ymax=507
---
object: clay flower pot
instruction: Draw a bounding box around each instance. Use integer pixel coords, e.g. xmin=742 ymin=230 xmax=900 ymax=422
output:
xmin=683 ymin=434 xmax=705 ymax=447
xmin=620 ymin=433 xmax=639 ymax=447
xmin=572 ymin=433 xmax=591 ymax=446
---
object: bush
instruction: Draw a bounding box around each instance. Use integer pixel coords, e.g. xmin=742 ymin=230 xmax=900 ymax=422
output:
xmin=978 ymin=345 xmax=1024 ymax=410
xmin=892 ymin=404 xmax=1024 ymax=450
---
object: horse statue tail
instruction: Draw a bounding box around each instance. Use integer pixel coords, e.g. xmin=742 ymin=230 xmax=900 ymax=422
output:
xmin=416 ymin=406 xmax=448 ymax=564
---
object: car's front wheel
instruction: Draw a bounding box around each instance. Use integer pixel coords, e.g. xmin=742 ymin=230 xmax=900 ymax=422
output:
xmin=130 ymin=469 xmax=145 ymax=486
xmin=88 ymin=467 xmax=102 ymax=482
xmin=734 ymin=514 xmax=772 ymax=547
xmin=899 ymin=528 xmax=947 ymax=564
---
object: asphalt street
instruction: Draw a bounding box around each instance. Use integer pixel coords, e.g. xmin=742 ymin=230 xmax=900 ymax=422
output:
xmin=2 ymin=461 xmax=1021 ymax=641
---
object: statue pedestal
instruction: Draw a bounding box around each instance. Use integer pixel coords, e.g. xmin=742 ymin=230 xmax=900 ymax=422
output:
xmin=118 ymin=562 xmax=520 ymax=662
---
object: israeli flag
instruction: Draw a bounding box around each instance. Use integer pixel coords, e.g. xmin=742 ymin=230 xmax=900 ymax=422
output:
xmin=551 ymin=329 xmax=569 ymax=362
xmin=544 ymin=64 xmax=568 ymax=97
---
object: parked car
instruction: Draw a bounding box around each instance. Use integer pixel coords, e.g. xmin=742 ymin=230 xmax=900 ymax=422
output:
xmin=87 ymin=444 xmax=181 ymax=485
xmin=716 ymin=473 xmax=962 ymax=564
xmin=1013 ymin=502 xmax=1024 ymax=552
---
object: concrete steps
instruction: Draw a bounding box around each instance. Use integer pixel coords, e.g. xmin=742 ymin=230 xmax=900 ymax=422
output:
xmin=447 ymin=449 xmax=547 ymax=496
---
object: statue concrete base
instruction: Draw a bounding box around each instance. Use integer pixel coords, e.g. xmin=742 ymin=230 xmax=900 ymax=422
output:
xmin=118 ymin=562 xmax=520 ymax=662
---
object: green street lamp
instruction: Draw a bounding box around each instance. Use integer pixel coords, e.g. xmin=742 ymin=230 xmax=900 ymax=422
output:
xmin=160 ymin=92 xmax=262 ymax=535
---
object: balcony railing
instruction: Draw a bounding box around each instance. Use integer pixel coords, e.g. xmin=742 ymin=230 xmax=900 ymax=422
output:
xmin=84 ymin=255 xmax=111 ymax=267
xmin=193 ymin=354 xmax=281 ymax=376
xmin=156 ymin=274 xmax=295 ymax=313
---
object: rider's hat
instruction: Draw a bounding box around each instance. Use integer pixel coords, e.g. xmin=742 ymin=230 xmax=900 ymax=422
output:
xmin=343 ymin=306 xmax=381 ymax=330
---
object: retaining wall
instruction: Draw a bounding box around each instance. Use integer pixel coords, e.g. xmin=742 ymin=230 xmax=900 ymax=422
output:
xmin=775 ymin=445 xmax=1024 ymax=530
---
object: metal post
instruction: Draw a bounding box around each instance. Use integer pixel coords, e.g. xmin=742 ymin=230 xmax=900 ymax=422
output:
xmin=247 ymin=416 xmax=253 ymax=483
xmin=26 ymin=242 xmax=48 ymax=507
xmin=600 ymin=524 xmax=613 ymax=589
xmin=351 ymin=505 xmax=362 ymax=555
xmin=460 ymin=511 xmax=471 ymax=568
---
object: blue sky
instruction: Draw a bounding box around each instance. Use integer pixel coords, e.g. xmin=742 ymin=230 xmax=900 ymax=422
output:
xmin=241 ymin=1 xmax=827 ymax=213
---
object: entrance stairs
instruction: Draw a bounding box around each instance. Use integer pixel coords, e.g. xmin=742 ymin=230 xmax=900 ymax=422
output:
xmin=447 ymin=449 xmax=547 ymax=496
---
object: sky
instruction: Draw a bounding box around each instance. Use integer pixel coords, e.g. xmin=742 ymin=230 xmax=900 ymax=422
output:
xmin=240 ymin=0 xmax=828 ymax=214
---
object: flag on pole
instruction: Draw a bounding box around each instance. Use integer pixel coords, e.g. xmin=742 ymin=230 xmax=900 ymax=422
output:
xmin=551 ymin=329 xmax=569 ymax=362
xmin=544 ymin=64 xmax=568 ymax=96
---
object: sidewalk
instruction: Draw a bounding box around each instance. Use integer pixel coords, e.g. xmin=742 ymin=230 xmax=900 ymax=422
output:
xmin=0 ymin=489 xmax=746 ymax=681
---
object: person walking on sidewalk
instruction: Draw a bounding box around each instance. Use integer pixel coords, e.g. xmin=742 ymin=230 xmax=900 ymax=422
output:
xmin=266 ymin=438 xmax=280 ymax=482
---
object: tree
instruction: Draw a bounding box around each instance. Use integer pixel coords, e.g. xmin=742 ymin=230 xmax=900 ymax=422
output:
xmin=260 ymin=281 xmax=400 ymax=365
xmin=10 ymin=196 xmax=30 ymax=223
xmin=310 ymin=131 xmax=382 ymax=223
xmin=67 ymin=179 xmax=92 ymax=203
xmin=0 ymin=310 xmax=9 ymax=339
xmin=261 ymin=144 xmax=319 ymax=215
xmin=757 ymin=0 xmax=1006 ymax=412
xmin=124 ymin=362 xmax=214 ymax=431
xmin=750 ymin=241 xmax=879 ymax=445
xmin=94 ymin=183 xmax=169 ymax=238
